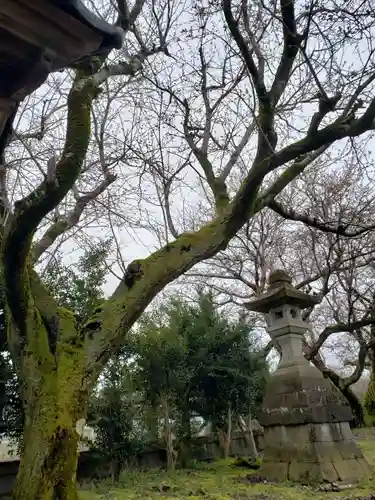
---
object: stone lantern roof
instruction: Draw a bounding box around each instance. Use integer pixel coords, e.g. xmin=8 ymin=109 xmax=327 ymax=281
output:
xmin=0 ymin=0 xmax=124 ymax=100
xmin=244 ymin=270 xmax=321 ymax=314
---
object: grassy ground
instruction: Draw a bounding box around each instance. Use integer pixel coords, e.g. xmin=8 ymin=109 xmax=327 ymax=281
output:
xmin=79 ymin=440 xmax=375 ymax=500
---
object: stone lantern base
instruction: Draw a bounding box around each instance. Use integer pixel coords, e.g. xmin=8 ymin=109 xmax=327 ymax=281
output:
xmin=258 ymin=363 xmax=371 ymax=484
xmin=260 ymin=422 xmax=371 ymax=483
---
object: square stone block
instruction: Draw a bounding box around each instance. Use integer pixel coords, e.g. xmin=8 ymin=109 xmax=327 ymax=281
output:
xmin=264 ymin=425 xmax=364 ymax=465
xmin=264 ymin=426 xmax=288 ymax=444
xmin=286 ymin=425 xmax=310 ymax=443
xmin=340 ymin=422 xmax=355 ymax=440
xmin=320 ymin=461 xmax=340 ymax=483
xmin=336 ymin=440 xmax=363 ymax=460
xmin=309 ymin=423 xmax=335 ymax=442
xmin=264 ymin=425 xmax=311 ymax=445
xmin=259 ymin=461 xmax=289 ymax=482
xmin=357 ymin=458 xmax=373 ymax=476
xmin=288 ymin=461 xmax=321 ymax=483
xmin=260 ymin=421 xmax=371 ymax=485
xmin=329 ymin=422 xmax=345 ymax=441
xmin=313 ymin=441 xmax=345 ymax=462
xmin=288 ymin=461 xmax=339 ymax=483
xmin=333 ymin=458 xmax=371 ymax=482
xmin=264 ymin=441 xmax=315 ymax=462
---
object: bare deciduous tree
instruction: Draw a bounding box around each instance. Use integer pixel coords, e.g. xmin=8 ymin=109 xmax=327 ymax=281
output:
xmin=2 ymin=1 xmax=375 ymax=498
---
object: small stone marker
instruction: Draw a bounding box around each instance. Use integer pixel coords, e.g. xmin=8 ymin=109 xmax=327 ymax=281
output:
xmin=245 ymin=270 xmax=371 ymax=484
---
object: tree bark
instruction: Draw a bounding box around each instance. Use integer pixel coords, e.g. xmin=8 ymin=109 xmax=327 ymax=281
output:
xmin=178 ymin=407 xmax=191 ymax=468
xmin=161 ymin=397 xmax=175 ymax=471
xmin=110 ymin=460 xmax=121 ymax=483
xmin=13 ymin=380 xmax=83 ymax=500
xmin=238 ymin=413 xmax=258 ymax=459
xmin=217 ymin=404 xmax=232 ymax=459
xmin=6 ymin=301 xmax=87 ymax=500
xmin=224 ymin=404 xmax=232 ymax=459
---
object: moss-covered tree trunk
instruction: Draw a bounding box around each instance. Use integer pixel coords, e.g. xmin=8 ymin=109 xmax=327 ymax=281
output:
xmin=12 ymin=350 xmax=86 ymax=500
xmin=15 ymin=405 xmax=79 ymax=500
xmin=0 ymin=70 xmax=97 ymax=500
xmin=2 ymin=272 xmax=88 ymax=500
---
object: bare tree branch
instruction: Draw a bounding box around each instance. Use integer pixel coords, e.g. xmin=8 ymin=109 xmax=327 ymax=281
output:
xmin=269 ymin=0 xmax=302 ymax=106
xmin=306 ymin=319 xmax=375 ymax=360
xmin=268 ymin=199 xmax=375 ymax=237
xmin=223 ymin=0 xmax=268 ymax=104
xmin=32 ymin=172 xmax=117 ymax=262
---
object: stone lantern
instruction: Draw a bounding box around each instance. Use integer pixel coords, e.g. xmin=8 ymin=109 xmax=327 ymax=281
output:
xmin=0 ymin=0 xmax=124 ymax=146
xmin=245 ymin=270 xmax=370 ymax=484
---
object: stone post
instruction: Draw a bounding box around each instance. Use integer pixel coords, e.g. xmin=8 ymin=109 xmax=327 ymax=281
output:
xmin=245 ymin=270 xmax=371 ymax=484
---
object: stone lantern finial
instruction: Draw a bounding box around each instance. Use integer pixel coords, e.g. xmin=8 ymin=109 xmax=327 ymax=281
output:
xmin=268 ymin=269 xmax=292 ymax=289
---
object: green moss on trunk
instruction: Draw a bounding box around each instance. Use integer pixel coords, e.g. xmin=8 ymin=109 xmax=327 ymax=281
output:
xmin=13 ymin=334 xmax=86 ymax=500
xmin=14 ymin=420 xmax=79 ymax=500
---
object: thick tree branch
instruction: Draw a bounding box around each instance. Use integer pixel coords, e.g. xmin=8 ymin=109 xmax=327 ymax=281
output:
xmin=269 ymin=0 xmax=301 ymax=106
xmin=343 ymin=343 xmax=370 ymax=388
xmin=0 ymin=163 xmax=10 ymax=223
xmin=306 ymin=319 xmax=375 ymax=360
xmin=82 ymin=200 xmax=268 ymax=387
xmin=222 ymin=0 xmax=268 ymax=104
xmin=307 ymin=93 xmax=342 ymax=135
xmin=257 ymin=146 xmax=329 ymax=207
xmin=90 ymin=46 xmax=164 ymax=86
xmin=268 ymin=99 xmax=375 ymax=172
xmin=116 ymin=0 xmax=147 ymax=30
xmin=3 ymin=71 xmax=95 ymax=340
xmin=199 ymin=46 xmax=212 ymax=155
xmin=268 ymin=199 xmax=375 ymax=237
xmin=219 ymin=119 xmax=255 ymax=182
xmin=164 ymin=180 xmax=179 ymax=239
xmin=241 ymin=0 xmax=265 ymax=80
xmin=183 ymin=100 xmax=230 ymax=213
xmin=250 ymin=98 xmax=375 ymax=213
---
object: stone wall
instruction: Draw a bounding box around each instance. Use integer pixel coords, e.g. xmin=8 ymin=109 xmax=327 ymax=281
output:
xmin=0 ymin=429 xmax=264 ymax=495
xmin=137 ymin=430 xmax=264 ymax=469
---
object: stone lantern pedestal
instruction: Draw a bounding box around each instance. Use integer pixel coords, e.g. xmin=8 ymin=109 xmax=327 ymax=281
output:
xmin=245 ymin=270 xmax=371 ymax=484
